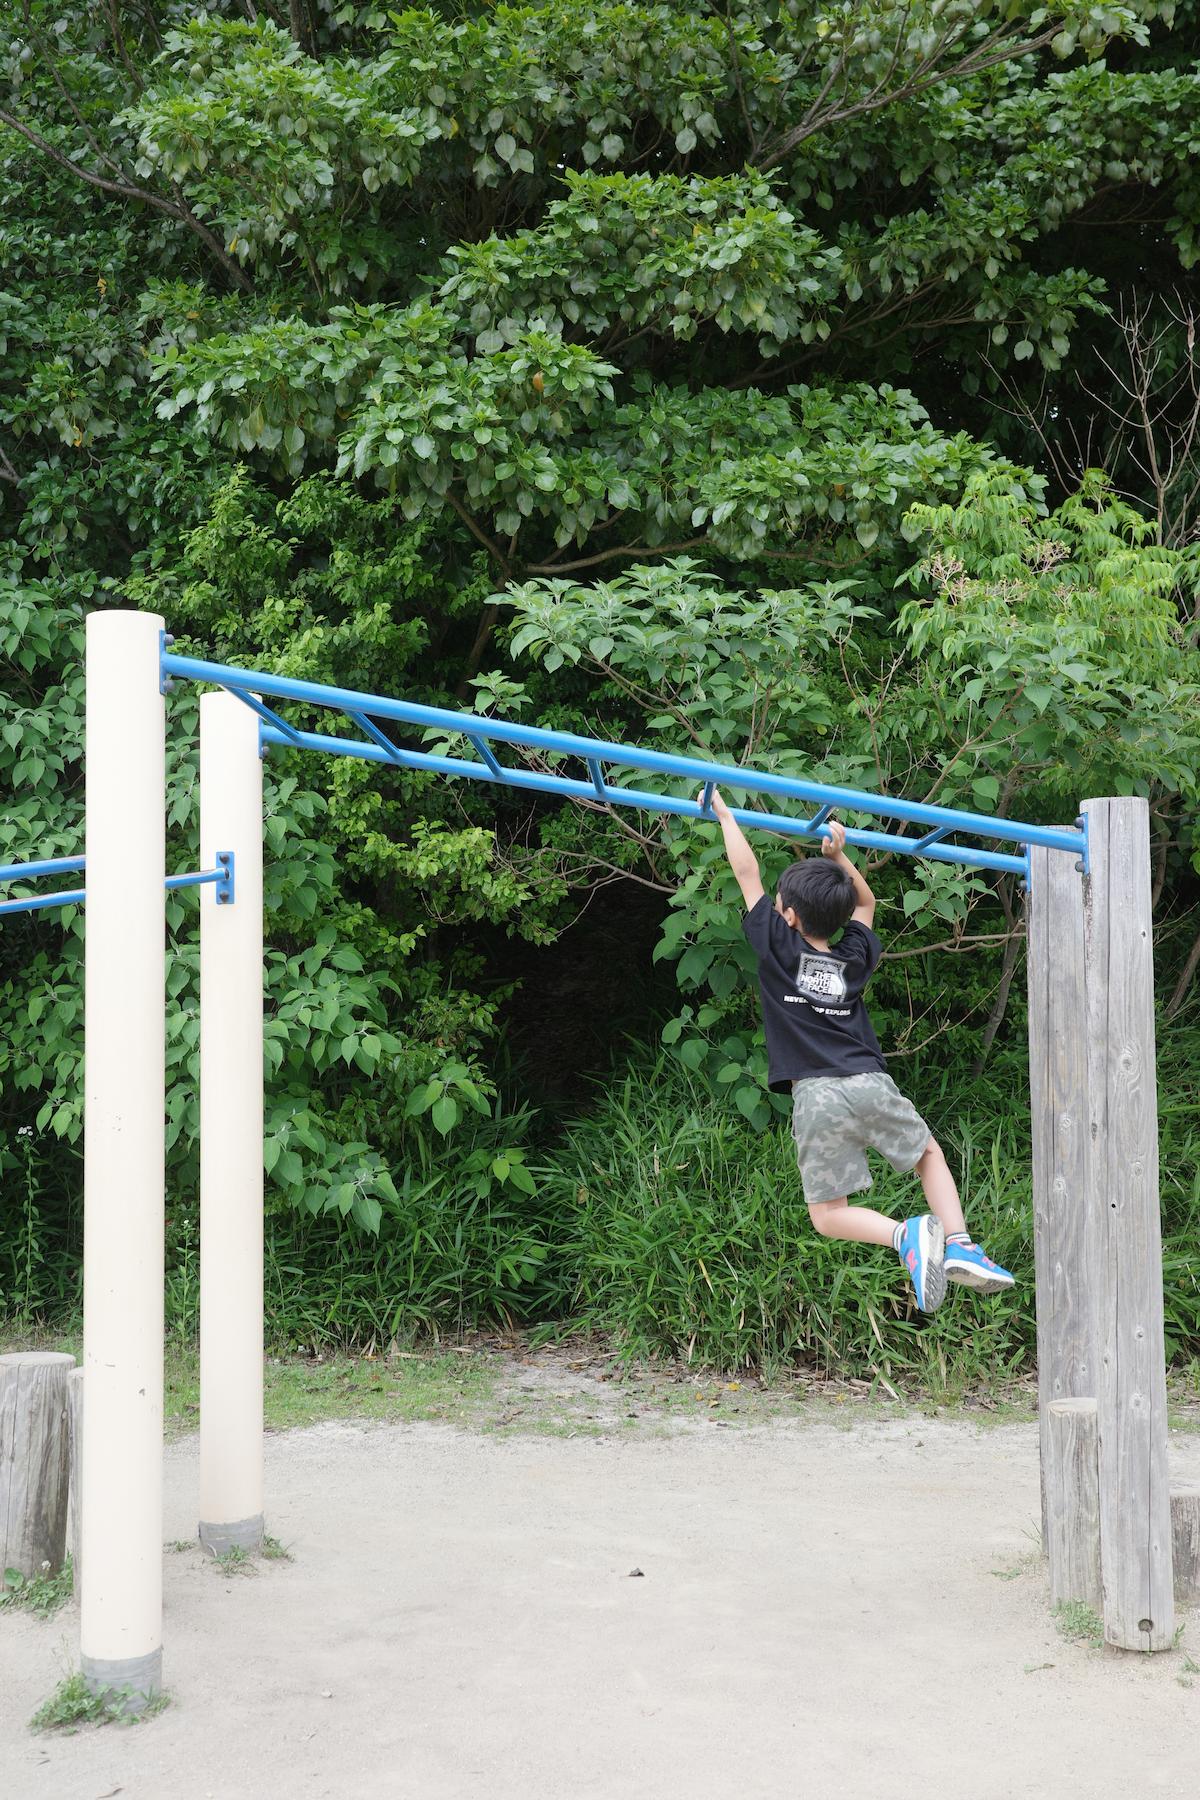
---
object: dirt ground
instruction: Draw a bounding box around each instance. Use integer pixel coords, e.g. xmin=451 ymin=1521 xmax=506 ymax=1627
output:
xmin=3 ymin=1356 xmax=1199 ymax=1800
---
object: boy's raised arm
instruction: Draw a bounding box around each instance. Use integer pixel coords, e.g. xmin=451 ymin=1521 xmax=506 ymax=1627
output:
xmin=704 ymin=789 xmax=765 ymax=911
xmin=822 ymin=818 xmax=875 ymax=929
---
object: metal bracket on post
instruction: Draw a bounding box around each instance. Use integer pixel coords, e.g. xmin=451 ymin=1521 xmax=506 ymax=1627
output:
xmin=159 ymin=632 xmax=175 ymax=695
xmin=1075 ymin=813 xmax=1089 ymax=876
xmin=215 ymin=850 xmax=235 ymax=906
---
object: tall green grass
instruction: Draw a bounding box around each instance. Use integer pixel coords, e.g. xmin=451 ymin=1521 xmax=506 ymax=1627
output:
xmin=538 ymin=1058 xmax=1036 ymax=1387
xmin=539 ymin=1036 xmax=1200 ymax=1386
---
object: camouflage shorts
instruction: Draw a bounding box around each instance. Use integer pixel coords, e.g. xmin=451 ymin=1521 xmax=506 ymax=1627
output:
xmin=790 ymin=1071 xmax=931 ymax=1205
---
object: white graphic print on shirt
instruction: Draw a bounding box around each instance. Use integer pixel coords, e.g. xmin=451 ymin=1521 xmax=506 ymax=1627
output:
xmin=796 ymin=953 xmax=847 ymax=1003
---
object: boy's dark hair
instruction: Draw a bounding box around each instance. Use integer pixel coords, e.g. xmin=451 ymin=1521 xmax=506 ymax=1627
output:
xmin=777 ymin=858 xmax=856 ymax=938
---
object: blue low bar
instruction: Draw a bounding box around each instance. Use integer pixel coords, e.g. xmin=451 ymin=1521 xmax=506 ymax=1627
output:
xmin=0 ymin=855 xmax=85 ymax=882
xmin=2 ymin=863 xmax=229 ymax=917
xmin=165 ymin=869 xmax=222 ymax=894
xmin=0 ymin=887 xmax=86 ymax=916
xmin=164 ymin=649 xmax=1084 ymax=863
xmin=260 ymin=725 xmax=1029 ymax=874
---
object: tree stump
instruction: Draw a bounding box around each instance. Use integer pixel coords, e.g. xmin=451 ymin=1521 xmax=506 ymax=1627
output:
xmin=0 ymin=1351 xmax=75 ymax=1581
xmin=68 ymin=1366 xmax=84 ymax=1599
xmin=1045 ymin=1397 xmax=1102 ymax=1610
xmin=1170 ymin=1486 xmax=1200 ymax=1604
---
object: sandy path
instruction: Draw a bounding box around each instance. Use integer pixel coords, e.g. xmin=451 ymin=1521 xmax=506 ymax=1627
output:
xmin=3 ymin=1412 xmax=1198 ymax=1800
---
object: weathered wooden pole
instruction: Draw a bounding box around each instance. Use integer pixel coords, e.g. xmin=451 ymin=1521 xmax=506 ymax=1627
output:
xmin=1082 ymin=796 xmax=1174 ymax=1651
xmin=1026 ymin=843 xmax=1098 ymax=1594
xmin=0 ymin=1351 xmax=75 ymax=1580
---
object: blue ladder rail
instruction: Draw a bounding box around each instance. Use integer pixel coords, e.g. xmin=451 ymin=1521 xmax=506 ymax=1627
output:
xmin=156 ymin=649 xmax=1089 ymax=879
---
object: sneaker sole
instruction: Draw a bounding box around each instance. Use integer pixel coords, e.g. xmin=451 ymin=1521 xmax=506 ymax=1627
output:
xmin=917 ymin=1216 xmax=947 ymax=1312
xmin=945 ymin=1265 xmax=1014 ymax=1296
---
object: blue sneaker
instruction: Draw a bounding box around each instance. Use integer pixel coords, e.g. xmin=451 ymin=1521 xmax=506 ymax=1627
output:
xmin=944 ymin=1242 xmax=1014 ymax=1295
xmin=896 ymin=1215 xmax=946 ymax=1313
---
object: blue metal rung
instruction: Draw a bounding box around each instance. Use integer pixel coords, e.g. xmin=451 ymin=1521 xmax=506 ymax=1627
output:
xmin=802 ymin=803 xmax=833 ymax=834
xmin=913 ymin=826 xmax=952 ymax=852
xmin=700 ymin=781 xmax=715 ymax=816
xmin=587 ymin=759 xmax=610 ymax=801
xmin=469 ymin=736 xmax=505 ymax=780
xmin=348 ymin=710 xmax=403 ymax=763
xmin=226 ymin=687 xmax=304 ymax=745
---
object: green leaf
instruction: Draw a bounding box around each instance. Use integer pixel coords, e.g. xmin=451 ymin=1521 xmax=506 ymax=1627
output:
xmin=431 ymin=1094 xmax=459 ymax=1135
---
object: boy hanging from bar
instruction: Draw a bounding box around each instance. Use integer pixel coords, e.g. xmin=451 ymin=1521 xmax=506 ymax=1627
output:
xmin=704 ymin=792 xmax=1014 ymax=1312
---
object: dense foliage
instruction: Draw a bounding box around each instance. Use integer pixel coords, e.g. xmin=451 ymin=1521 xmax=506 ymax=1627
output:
xmin=2 ymin=1 xmax=1199 ymax=1374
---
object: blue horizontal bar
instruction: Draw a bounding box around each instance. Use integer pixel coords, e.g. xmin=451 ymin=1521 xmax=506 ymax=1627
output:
xmin=0 ymin=856 xmax=85 ymax=883
xmin=260 ymin=725 xmax=1029 ymax=874
xmin=2 ymin=862 xmax=232 ymax=917
xmin=165 ymin=650 xmax=1083 ymax=860
xmin=0 ymin=887 xmax=86 ymax=916
xmin=165 ymin=869 xmax=222 ymax=893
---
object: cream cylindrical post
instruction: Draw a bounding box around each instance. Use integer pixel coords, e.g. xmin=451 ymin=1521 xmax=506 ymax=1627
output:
xmin=82 ymin=609 xmax=165 ymax=1704
xmin=199 ymin=690 xmax=264 ymax=1555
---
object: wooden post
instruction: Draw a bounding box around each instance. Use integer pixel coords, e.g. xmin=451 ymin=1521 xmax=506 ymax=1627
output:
xmin=0 ymin=1351 xmax=75 ymax=1580
xmin=1045 ymin=1399 xmax=1102 ymax=1609
xmin=1082 ymin=796 xmax=1174 ymax=1651
xmin=1170 ymin=1487 xmax=1200 ymax=1604
xmin=1027 ymin=844 xmax=1097 ymax=1576
xmin=68 ymin=1367 xmax=84 ymax=1601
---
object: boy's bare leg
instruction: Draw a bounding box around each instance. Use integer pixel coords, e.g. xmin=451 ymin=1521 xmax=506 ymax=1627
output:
xmin=914 ymin=1138 xmax=967 ymax=1239
xmin=808 ymin=1199 xmax=896 ymax=1247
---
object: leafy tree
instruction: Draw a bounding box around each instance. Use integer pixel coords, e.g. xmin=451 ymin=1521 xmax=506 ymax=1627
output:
xmin=2 ymin=0 xmax=1198 ymax=1329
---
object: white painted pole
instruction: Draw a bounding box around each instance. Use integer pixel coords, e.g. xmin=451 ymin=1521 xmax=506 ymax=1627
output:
xmin=81 ymin=609 xmax=165 ymax=1705
xmin=199 ymin=690 xmax=264 ymax=1555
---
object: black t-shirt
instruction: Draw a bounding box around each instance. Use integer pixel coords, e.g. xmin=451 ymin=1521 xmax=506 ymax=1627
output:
xmin=743 ymin=895 xmax=886 ymax=1091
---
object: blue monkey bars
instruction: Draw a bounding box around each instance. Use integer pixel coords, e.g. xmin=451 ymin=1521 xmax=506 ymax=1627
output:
xmin=160 ymin=647 xmax=1088 ymax=881
xmin=0 ymin=853 xmax=235 ymax=917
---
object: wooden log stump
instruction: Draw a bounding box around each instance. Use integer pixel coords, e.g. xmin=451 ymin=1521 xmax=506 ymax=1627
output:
xmin=68 ymin=1366 xmax=84 ymax=1600
xmin=1170 ymin=1486 xmax=1200 ymax=1604
xmin=1045 ymin=1398 xmax=1103 ymax=1610
xmin=0 ymin=1351 xmax=75 ymax=1580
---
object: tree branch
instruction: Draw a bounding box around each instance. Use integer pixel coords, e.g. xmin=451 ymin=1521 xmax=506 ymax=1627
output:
xmin=0 ymin=108 xmax=253 ymax=293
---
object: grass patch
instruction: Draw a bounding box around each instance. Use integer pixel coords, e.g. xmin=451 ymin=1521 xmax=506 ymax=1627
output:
xmin=31 ymin=1673 xmax=169 ymax=1733
xmin=1 ymin=1558 xmax=73 ymax=1619
xmin=1053 ymin=1600 xmax=1105 ymax=1648
xmin=261 ymin=1533 xmax=292 ymax=1561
